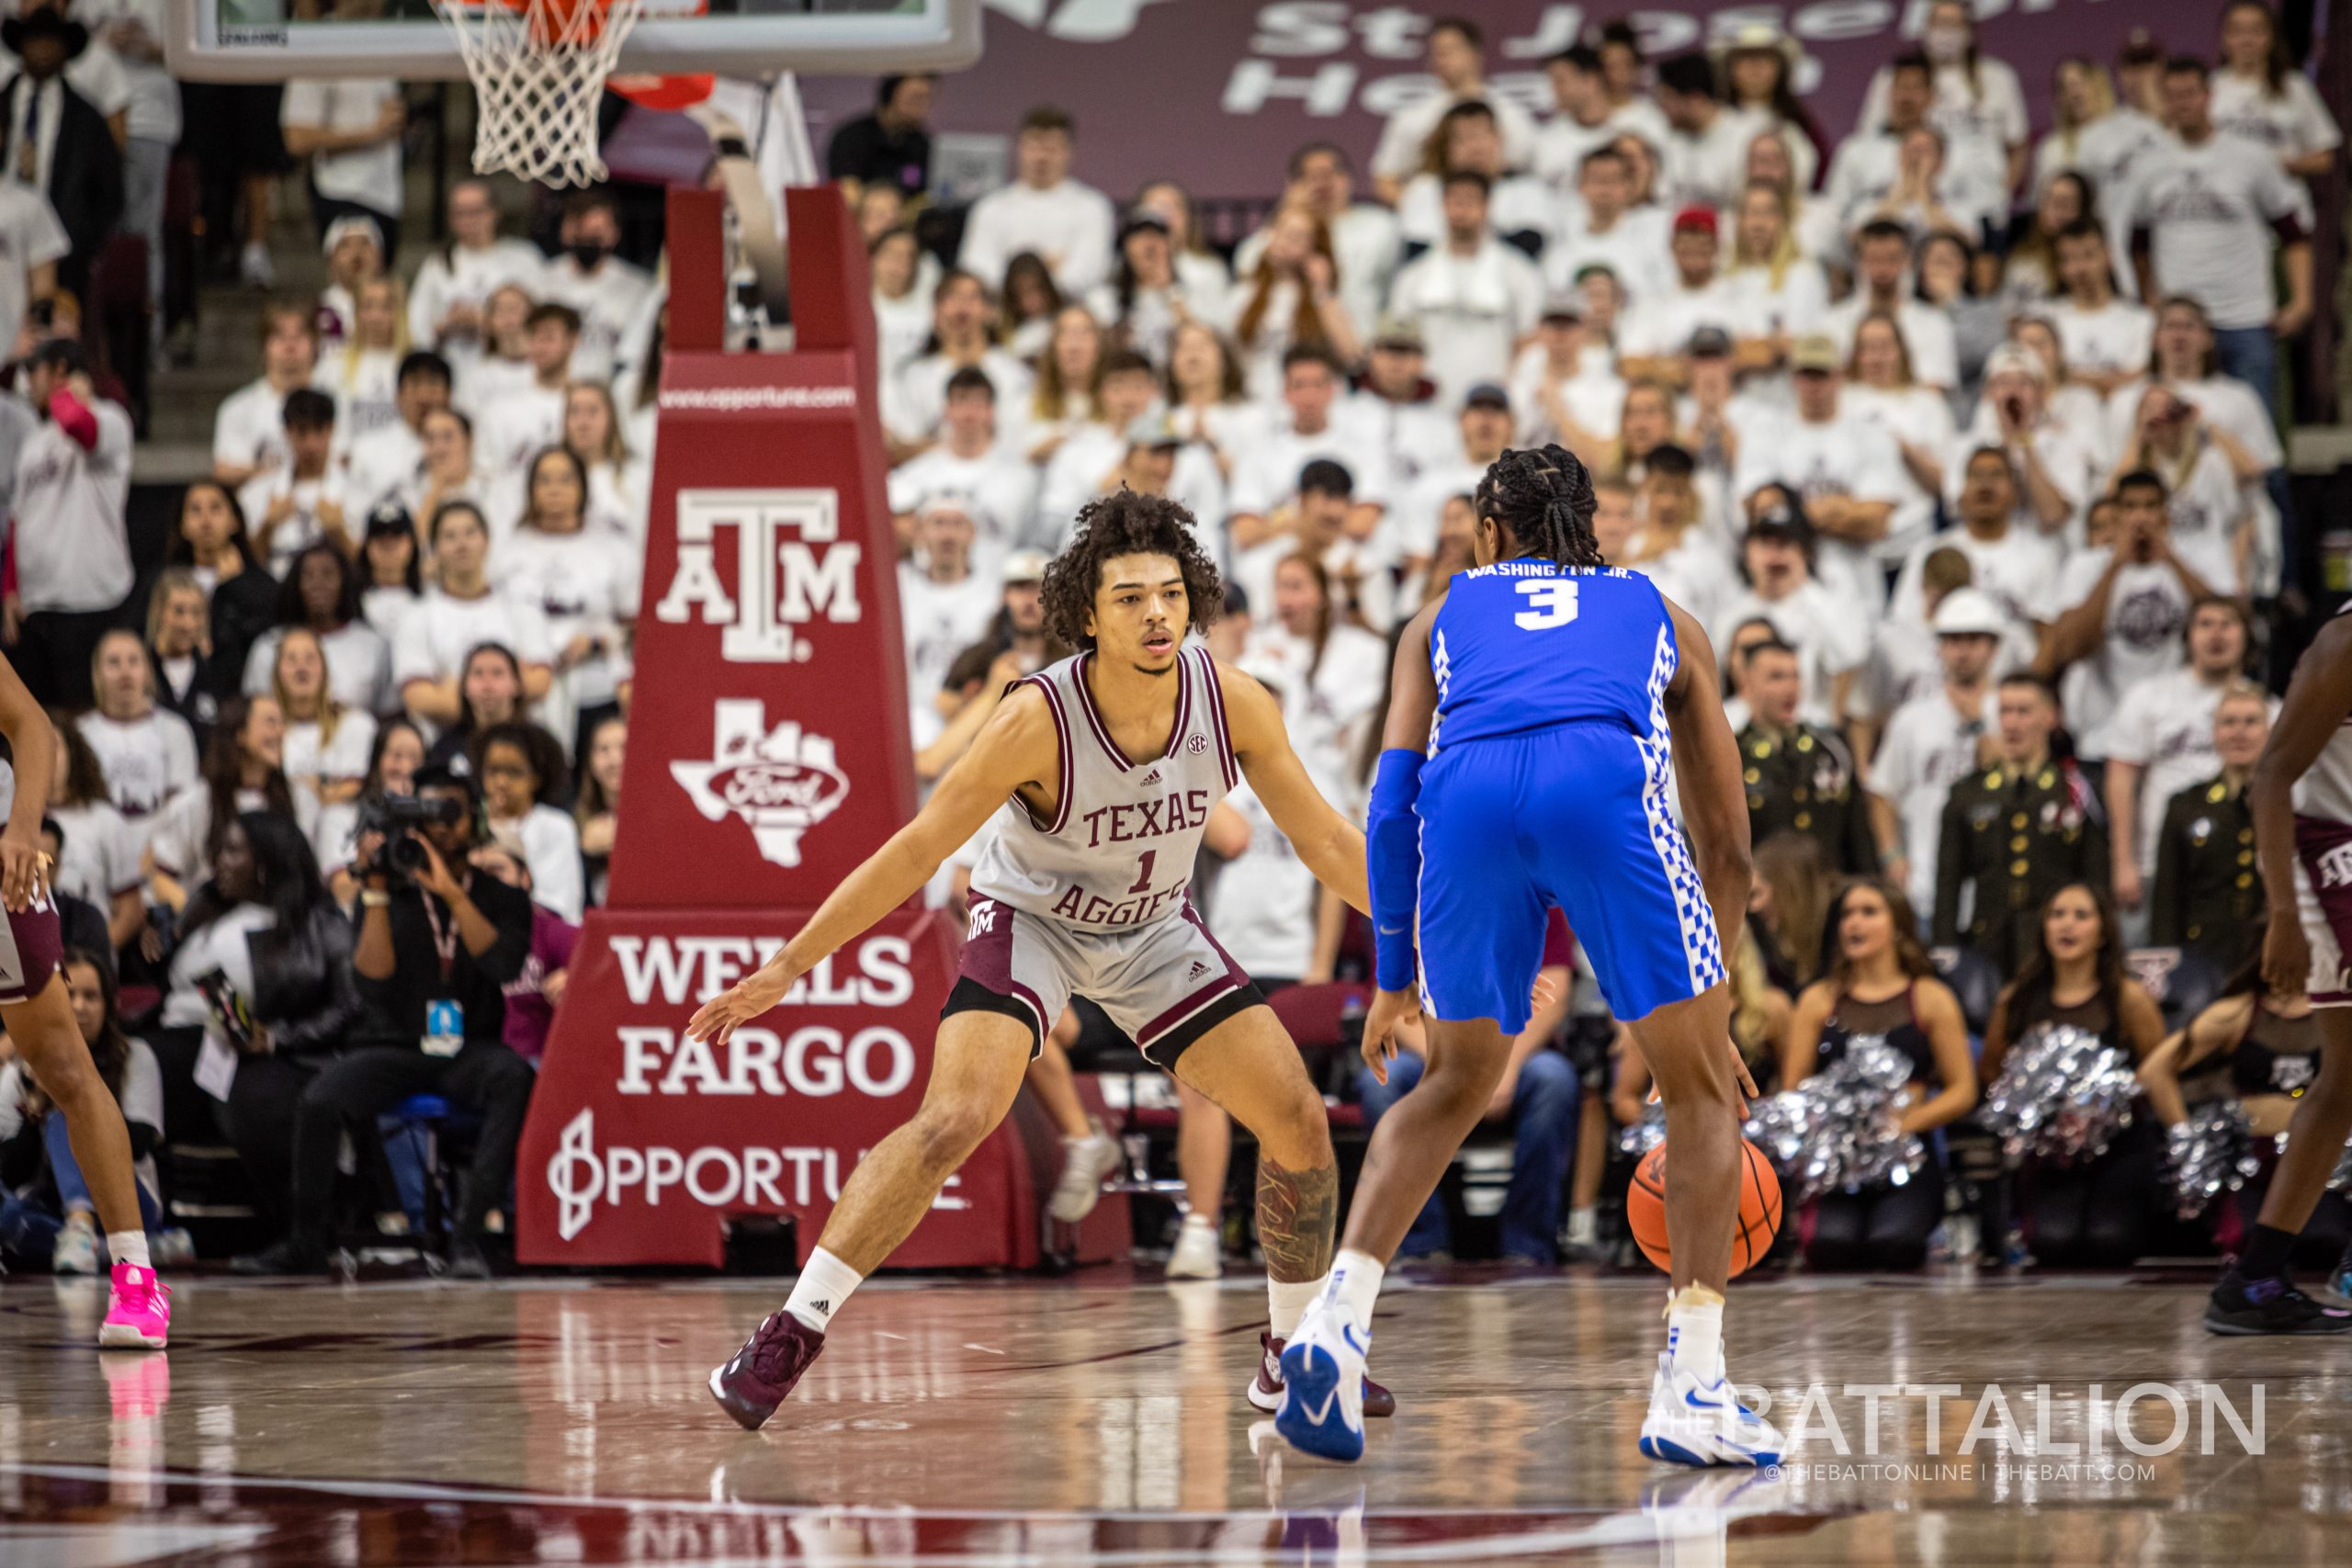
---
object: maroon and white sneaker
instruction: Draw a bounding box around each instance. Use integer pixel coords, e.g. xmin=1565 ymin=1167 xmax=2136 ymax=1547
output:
xmin=1246 ymin=1330 xmax=1395 ymax=1418
xmin=707 ymin=1310 xmax=825 ymax=1430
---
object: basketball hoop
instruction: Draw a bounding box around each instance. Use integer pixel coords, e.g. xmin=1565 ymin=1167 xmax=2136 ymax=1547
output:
xmin=434 ymin=0 xmax=646 ymax=187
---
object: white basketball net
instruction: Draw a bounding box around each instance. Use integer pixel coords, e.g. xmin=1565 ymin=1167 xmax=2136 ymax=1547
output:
xmin=434 ymin=0 xmax=646 ymax=187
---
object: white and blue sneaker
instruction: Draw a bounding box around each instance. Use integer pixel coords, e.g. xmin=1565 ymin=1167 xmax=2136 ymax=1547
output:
xmin=1637 ymin=1352 xmax=1783 ymax=1468
xmin=1273 ymin=1298 xmax=1369 ymax=1463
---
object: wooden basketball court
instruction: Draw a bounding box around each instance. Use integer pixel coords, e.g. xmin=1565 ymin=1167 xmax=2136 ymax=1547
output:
xmin=3 ymin=1267 xmax=2345 ymax=1563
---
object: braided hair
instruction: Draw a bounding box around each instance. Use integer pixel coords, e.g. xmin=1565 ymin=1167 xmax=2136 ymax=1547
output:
xmin=1472 ymin=445 xmax=1605 ymax=568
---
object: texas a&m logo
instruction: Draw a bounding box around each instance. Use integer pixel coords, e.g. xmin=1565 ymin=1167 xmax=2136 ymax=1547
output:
xmin=654 ymin=489 xmax=863 ymax=662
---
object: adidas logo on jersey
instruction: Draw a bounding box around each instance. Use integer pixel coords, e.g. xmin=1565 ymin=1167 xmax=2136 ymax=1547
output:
xmin=1140 ymin=768 xmax=1162 ymax=785
xmin=1187 ymin=961 xmax=1212 ymax=981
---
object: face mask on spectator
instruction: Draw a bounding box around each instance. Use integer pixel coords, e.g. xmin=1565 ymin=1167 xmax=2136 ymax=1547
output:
xmin=570 ymin=240 xmax=612 ymax=269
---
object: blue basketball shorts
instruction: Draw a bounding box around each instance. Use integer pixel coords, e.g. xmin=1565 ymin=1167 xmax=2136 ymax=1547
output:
xmin=1416 ymin=721 xmax=1727 ymax=1032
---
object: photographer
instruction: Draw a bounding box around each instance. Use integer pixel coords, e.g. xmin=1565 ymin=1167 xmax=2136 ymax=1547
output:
xmin=264 ymin=764 xmax=532 ymax=1278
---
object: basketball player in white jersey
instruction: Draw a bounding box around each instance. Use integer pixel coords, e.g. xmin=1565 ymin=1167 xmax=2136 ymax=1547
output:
xmin=0 ymin=651 xmax=170 ymax=1346
xmin=2207 ymin=604 xmax=2352 ymax=1334
xmin=694 ymin=491 xmax=1382 ymax=1429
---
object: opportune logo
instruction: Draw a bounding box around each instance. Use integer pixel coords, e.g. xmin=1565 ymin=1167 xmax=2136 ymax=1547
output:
xmin=672 ymin=701 xmax=850 ymax=867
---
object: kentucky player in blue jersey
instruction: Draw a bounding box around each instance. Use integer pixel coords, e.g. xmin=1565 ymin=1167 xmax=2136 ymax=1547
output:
xmin=1275 ymin=446 xmax=1782 ymax=1467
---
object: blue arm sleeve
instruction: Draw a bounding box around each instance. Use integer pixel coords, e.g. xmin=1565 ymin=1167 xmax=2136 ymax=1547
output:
xmin=1366 ymin=748 xmax=1427 ymax=993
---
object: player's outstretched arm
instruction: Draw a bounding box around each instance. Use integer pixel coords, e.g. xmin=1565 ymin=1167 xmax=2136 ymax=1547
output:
xmin=1216 ymin=658 xmax=1371 ymax=918
xmin=1659 ymin=598 xmax=1753 ymax=955
xmin=685 ymin=685 xmax=1058 ymax=1044
xmin=2251 ymin=613 xmax=2352 ymax=998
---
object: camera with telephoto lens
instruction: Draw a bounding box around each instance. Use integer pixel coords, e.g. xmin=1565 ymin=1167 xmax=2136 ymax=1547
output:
xmin=356 ymin=795 xmax=466 ymax=882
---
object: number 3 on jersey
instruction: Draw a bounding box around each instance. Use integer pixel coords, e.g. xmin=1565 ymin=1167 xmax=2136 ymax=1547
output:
xmin=1513 ymin=578 xmax=1580 ymax=631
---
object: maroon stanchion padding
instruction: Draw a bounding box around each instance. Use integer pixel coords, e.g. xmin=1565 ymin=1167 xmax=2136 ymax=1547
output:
xmin=515 ymin=188 xmax=1125 ymax=1268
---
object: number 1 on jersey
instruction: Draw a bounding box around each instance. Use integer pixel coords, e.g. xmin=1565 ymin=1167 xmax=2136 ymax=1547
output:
xmin=1513 ymin=578 xmax=1580 ymax=630
xmin=1126 ymin=849 xmax=1158 ymax=894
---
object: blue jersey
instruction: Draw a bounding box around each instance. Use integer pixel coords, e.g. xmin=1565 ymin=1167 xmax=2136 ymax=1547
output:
xmin=1429 ymin=562 xmax=1676 ymax=753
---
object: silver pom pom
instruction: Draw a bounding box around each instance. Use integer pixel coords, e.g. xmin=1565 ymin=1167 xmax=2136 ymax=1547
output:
xmin=1741 ymin=1034 xmax=1927 ymax=1204
xmin=1618 ymin=1101 xmax=1668 ymax=1158
xmin=1977 ymin=1022 xmax=2140 ymax=1165
xmin=2164 ymin=1101 xmax=2252 ymax=1220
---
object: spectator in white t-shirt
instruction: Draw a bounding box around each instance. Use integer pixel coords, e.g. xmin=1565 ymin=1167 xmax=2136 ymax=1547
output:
xmin=1394 ymin=100 xmax=1555 ymax=262
xmin=8 ymin=339 xmax=130 ymax=709
xmin=1510 ymin=293 xmax=1624 ymax=462
xmin=1853 ymin=0 xmax=2030 ymax=191
xmin=1369 ymin=16 xmax=1541 ymax=204
xmin=497 ymin=446 xmax=639 ymax=753
xmin=472 ymin=300 xmax=576 ymax=483
xmin=344 ymin=349 xmax=452 ymax=519
xmin=321 ymin=273 xmax=407 ymax=454
xmin=1385 ymin=171 xmax=1544 ymax=406
xmin=453 ymin=281 xmax=537 ymax=417
xmin=1652 ymin=52 xmax=1761 ymax=212
xmin=885 ymin=270 xmax=1035 ymax=456
xmin=1225 ymin=202 xmax=1364 ymax=403
xmin=1961 ymin=344 xmax=2093 ymax=541
xmin=1230 ymin=459 xmax=1395 ymax=636
xmin=238 ymin=388 xmax=349 ymax=580
xmin=76 ymin=627 xmax=197 ymax=827
xmin=1713 ymin=500 xmax=1869 ymax=728
xmin=2047 ymin=221 xmax=2154 ymax=400
xmin=2103 ymin=595 xmax=2254 ymax=914
xmin=1543 ymin=144 xmax=1669 ymax=308
xmin=897 ymin=497 xmax=1001 ymax=750
xmin=1226 ymin=346 xmax=1389 ymax=555
xmin=1393 ymin=381 xmax=1513 ymax=581
xmin=394 ymin=500 xmax=555 ymax=730
xmin=2212 ymin=0 xmax=2341 ymax=179
xmin=1236 ymin=143 xmax=1401 ymax=341
xmin=408 ymin=178 xmax=547 ymax=374
xmin=314 ymin=213 xmax=383 ymax=351
xmin=2036 ymin=468 xmax=2234 ymax=757
xmin=1866 ymin=587 xmax=2002 ymax=913
xmin=2031 ymin=57 xmax=2165 ymax=206
xmin=1617 ymin=206 xmax=1753 ymax=389
xmin=537 ymin=189 xmax=651 ymax=383
xmin=267 ymin=623 xmax=377 ymax=873
xmin=476 ymin=722 xmax=582 ymax=924
xmin=46 ymin=713 xmax=141 ymax=944
xmin=2106 ymin=383 xmax=2254 ymax=592
xmin=1821 ymin=220 xmax=1960 ymax=392
xmin=887 ymin=366 xmax=1038 ymax=574
xmin=214 ymin=303 xmax=320 ymax=490
xmin=279 ymin=62 xmax=402 ymax=249
xmin=2119 ymin=56 xmax=2312 ymax=417
xmin=1354 ymin=315 xmax=1459 ymax=487
xmin=1535 ymin=42 xmax=1621 ymax=196
xmin=957 ymin=105 xmax=1114 ymax=299
xmin=242 ymin=540 xmax=392 ymax=717
xmin=1733 ymin=334 xmax=1904 ymax=609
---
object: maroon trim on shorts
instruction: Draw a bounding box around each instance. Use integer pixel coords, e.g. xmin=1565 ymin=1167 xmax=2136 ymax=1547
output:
xmin=2296 ymin=815 xmax=2352 ymax=937
xmin=1197 ymin=649 xmax=1238 ymax=791
xmin=955 ymin=897 xmax=1048 ymax=1037
xmin=1135 ymin=901 xmax=1251 ymax=1048
xmin=1018 ymin=675 xmax=1074 ymax=834
xmin=0 ymin=897 xmax=65 ymax=1007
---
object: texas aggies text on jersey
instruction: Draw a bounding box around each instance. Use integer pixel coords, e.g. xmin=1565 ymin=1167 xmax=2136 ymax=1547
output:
xmin=967 ymin=644 xmax=1238 ymax=930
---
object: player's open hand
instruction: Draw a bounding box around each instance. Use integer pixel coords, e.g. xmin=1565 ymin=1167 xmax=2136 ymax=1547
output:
xmin=687 ymin=964 xmax=796 ymax=1047
xmin=1360 ymin=986 xmax=1420 ymax=1086
xmin=2263 ymin=918 xmax=2312 ymax=1005
xmin=0 ymin=830 xmax=48 ymax=913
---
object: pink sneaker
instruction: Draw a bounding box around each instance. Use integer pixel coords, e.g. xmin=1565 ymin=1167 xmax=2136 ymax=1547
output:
xmin=100 ymin=1262 xmax=170 ymax=1349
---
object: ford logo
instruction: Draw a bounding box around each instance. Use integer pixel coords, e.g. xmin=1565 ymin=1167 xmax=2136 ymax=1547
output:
xmin=712 ymin=761 xmax=850 ymax=817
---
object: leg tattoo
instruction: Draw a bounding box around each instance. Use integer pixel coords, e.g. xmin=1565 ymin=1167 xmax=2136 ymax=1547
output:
xmin=1257 ymin=1156 xmax=1339 ymax=1283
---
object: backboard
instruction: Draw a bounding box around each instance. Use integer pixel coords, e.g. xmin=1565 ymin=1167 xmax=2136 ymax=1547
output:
xmin=164 ymin=0 xmax=979 ymax=82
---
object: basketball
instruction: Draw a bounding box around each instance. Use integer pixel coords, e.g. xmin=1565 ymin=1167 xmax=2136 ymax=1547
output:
xmin=1627 ymin=1140 xmax=1782 ymax=1278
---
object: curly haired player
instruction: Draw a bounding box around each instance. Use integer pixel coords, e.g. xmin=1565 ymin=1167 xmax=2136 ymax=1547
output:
xmin=1274 ymin=446 xmax=1780 ymax=1467
xmin=691 ymin=491 xmax=1391 ymax=1428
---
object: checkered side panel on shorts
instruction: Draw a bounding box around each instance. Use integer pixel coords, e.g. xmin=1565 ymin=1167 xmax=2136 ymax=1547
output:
xmin=1637 ymin=622 xmax=1726 ymax=997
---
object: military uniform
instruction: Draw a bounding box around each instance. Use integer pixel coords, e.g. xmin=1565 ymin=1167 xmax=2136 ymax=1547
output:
xmin=1739 ymin=720 xmax=1877 ymax=875
xmin=2149 ymin=773 xmax=2264 ymax=975
xmin=1932 ymin=757 xmax=2112 ymax=976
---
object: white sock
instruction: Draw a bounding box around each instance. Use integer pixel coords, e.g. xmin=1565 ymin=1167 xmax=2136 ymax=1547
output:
xmin=784 ymin=1247 xmax=864 ymax=1334
xmin=1666 ymin=1285 xmax=1724 ymax=1382
xmin=1566 ymin=1207 xmax=1597 ymax=1247
xmin=1268 ymin=1276 xmax=1321 ymax=1338
xmin=1323 ymin=1248 xmax=1385 ymax=1329
xmin=108 ymin=1232 xmax=151 ymax=1271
